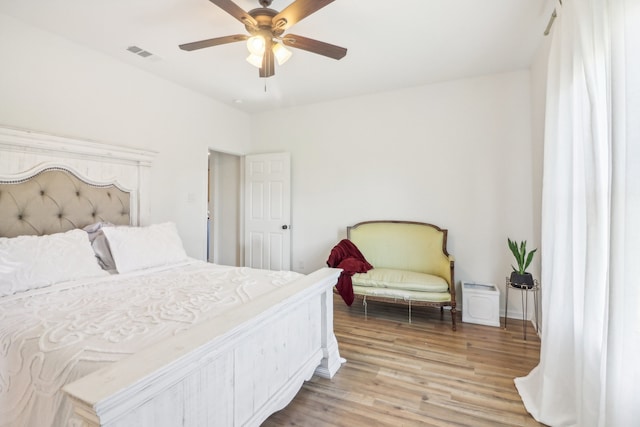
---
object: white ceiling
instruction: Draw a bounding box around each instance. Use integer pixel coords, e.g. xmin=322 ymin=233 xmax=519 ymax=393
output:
xmin=0 ymin=0 xmax=553 ymax=114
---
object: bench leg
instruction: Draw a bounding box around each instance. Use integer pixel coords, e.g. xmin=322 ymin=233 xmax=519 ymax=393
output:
xmin=451 ymin=306 xmax=457 ymax=331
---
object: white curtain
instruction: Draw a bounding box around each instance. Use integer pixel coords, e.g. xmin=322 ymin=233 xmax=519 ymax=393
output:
xmin=514 ymin=0 xmax=640 ymax=426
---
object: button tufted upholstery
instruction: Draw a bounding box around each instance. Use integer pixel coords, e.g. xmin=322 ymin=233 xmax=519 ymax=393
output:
xmin=0 ymin=168 xmax=130 ymax=237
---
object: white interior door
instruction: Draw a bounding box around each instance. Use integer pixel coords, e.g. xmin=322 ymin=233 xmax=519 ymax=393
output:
xmin=244 ymin=152 xmax=291 ymax=270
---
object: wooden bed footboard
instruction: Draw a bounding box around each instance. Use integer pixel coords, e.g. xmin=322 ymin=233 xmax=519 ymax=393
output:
xmin=63 ymin=268 xmax=342 ymax=427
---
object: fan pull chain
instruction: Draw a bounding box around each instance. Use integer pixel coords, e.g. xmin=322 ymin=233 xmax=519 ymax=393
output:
xmin=264 ymin=80 xmax=267 ymax=93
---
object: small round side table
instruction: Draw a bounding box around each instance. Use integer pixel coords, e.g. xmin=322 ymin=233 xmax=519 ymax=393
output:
xmin=504 ymin=277 xmax=540 ymax=340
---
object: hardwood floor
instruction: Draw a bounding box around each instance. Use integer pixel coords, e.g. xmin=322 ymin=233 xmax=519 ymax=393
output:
xmin=263 ymin=295 xmax=544 ymax=427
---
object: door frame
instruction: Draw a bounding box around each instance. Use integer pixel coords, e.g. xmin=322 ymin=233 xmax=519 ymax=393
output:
xmin=208 ymin=149 xmax=243 ymax=266
xmin=207 ymin=150 xmax=291 ymax=270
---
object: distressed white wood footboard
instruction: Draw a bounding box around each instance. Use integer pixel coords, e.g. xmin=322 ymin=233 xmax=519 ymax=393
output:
xmin=63 ymin=268 xmax=342 ymax=427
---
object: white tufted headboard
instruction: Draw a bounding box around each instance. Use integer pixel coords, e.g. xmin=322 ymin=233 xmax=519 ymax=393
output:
xmin=0 ymin=126 xmax=156 ymax=238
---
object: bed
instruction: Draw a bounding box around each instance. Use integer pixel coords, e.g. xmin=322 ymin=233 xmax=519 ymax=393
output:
xmin=0 ymin=126 xmax=343 ymax=427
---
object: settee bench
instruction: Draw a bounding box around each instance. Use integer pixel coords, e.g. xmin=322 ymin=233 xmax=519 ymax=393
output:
xmin=347 ymin=220 xmax=457 ymax=330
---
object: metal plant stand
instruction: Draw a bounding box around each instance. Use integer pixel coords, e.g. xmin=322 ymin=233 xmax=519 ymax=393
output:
xmin=504 ymin=277 xmax=540 ymax=340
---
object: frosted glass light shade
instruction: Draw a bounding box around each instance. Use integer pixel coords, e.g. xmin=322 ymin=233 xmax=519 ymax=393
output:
xmin=246 ymin=53 xmax=263 ymax=68
xmin=246 ymin=36 xmax=265 ymax=55
xmin=273 ymin=43 xmax=292 ymax=65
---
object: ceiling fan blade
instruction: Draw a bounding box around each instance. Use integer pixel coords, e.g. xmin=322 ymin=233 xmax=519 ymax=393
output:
xmin=179 ymin=34 xmax=248 ymax=51
xmin=282 ymin=34 xmax=347 ymax=60
xmin=272 ymin=0 xmax=335 ymax=31
xmin=209 ymin=0 xmax=257 ymax=28
xmin=260 ymin=38 xmax=275 ymax=78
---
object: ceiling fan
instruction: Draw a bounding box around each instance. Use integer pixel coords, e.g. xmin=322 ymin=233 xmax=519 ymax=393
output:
xmin=179 ymin=0 xmax=347 ymax=78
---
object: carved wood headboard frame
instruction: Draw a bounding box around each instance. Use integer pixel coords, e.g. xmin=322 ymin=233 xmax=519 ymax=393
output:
xmin=0 ymin=126 xmax=156 ymax=238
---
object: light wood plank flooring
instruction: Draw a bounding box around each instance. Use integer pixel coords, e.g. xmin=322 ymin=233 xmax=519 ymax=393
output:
xmin=263 ymin=295 xmax=543 ymax=427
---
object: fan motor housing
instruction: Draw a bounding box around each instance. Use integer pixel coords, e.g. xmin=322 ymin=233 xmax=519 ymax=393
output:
xmin=246 ymin=8 xmax=285 ymax=36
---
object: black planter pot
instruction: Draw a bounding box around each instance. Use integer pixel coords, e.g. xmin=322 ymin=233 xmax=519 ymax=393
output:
xmin=510 ymin=271 xmax=534 ymax=288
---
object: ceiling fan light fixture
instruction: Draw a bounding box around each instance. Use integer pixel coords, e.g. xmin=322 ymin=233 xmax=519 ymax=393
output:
xmin=179 ymin=0 xmax=348 ymax=78
xmin=246 ymin=53 xmax=264 ymax=68
xmin=273 ymin=43 xmax=292 ymax=65
xmin=246 ymin=35 xmax=265 ymax=55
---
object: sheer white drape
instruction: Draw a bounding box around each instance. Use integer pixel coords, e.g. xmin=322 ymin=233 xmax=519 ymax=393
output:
xmin=514 ymin=1 xmax=640 ymax=426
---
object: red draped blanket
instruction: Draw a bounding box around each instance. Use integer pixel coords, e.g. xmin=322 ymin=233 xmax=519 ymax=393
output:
xmin=326 ymin=239 xmax=373 ymax=306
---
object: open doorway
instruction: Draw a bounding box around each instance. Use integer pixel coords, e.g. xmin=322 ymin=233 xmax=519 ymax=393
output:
xmin=208 ymin=150 xmax=242 ymax=266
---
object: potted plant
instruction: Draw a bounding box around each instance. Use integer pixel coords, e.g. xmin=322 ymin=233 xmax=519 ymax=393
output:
xmin=507 ymin=238 xmax=537 ymax=288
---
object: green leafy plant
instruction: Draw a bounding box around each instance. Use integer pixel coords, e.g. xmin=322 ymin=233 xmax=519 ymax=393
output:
xmin=507 ymin=238 xmax=537 ymax=274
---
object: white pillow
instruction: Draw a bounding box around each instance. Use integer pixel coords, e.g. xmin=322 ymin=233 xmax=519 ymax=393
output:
xmin=101 ymin=222 xmax=188 ymax=273
xmin=0 ymin=229 xmax=108 ymax=297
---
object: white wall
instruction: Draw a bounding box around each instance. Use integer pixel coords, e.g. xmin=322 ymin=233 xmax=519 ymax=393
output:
xmin=0 ymin=14 xmax=251 ymax=259
xmin=251 ymin=71 xmax=540 ymax=316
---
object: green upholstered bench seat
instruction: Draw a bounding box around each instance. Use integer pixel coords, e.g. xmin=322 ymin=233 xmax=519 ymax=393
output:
xmin=352 ymin=268 xmax=449 ymax=293
xmin=352 ymin=285 xmax=453 ymax=303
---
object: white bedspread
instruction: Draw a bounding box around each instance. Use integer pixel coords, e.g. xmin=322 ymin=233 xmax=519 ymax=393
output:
xmin=0 ymin=261 xmax=302 ymax=427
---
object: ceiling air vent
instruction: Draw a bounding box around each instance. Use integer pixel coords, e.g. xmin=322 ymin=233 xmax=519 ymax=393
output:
xmin=127 ymin=46 xmax=155 ymax=59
